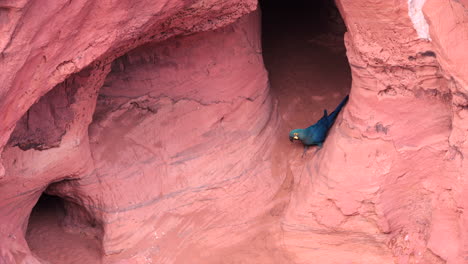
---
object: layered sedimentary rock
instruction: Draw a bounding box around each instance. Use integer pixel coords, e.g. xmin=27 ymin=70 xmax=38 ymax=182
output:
xmin=1 ymin=0 xmax=468 ymax=263
xmin=0 ymin=0 xmax=273 ymax=263
xmin=0 ymin=0 xmax=257 ymax=178
xmin=86 ymin=11 xmax=278 ymax=261
xmin=281 ymin=0 xmax=468 ymax=263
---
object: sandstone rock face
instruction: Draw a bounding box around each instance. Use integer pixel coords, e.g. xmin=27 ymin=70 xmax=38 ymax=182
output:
xmin=1 ymin=0 xmax=468 ymax=263
xmin=0 ymin=0 xmax=267 ymax=263
xmin=281 ymin=0 xmax=467 ymax=263
xmin=86 ymin=10 xmax=277 ymax=261
xmin=0 ymin=0 xmax=257 ymax=178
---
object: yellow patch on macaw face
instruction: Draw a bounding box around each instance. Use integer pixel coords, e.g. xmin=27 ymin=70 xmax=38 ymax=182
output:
xmin=293 ymin=133 xmax=299 ymax=140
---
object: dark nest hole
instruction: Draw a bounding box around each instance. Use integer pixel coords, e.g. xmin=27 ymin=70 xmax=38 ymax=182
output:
xmin=260 ymin=0 xmax=347 ymax=55
xmin=260 ymin=0 xmax=346 ymax=37
xmin=260 ymin=0 xmax=351 ymax=96
xmin=26 ymin=182 xmax=103 ymax=263
xmin=28 ymin=193 xmax=66 ymax=224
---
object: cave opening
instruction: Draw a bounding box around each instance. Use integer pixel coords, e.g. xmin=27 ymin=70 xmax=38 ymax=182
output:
xmin=26 ymin=185 xmax=102 ymax=263
xmin=2 ymin=66 xmax=105 ymax=262
xmin=260 ymin=0 xmax=351 ymax=128
xmin=6 ymin=1 xmax=353 ymax=262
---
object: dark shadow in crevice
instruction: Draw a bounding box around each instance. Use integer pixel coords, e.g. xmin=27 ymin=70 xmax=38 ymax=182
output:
xmin=29 ymin=193 xmax=66 ymax=220
xmin=6 ymin=79 xmax=78 ymax=151
xmin=261 ymin=0 xmax=344 ymax=38
xmin=259 ymin=0 xmax=351 ymax=102
xmin=260 ymin=0 xmax=349 ymax=76
xmin=26 ymin=181 xmax=103 ymax=263
xmin=5 ymin=64 xmax=95 ymax=151
xmin=259 ymin=0 xmax=351 ymax=145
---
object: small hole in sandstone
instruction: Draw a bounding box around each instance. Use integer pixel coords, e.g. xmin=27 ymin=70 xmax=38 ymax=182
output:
xmin=420 ymin=50 xmax=436 ymax=57
xmin=26 ymin=182 xmax=103 ymax=263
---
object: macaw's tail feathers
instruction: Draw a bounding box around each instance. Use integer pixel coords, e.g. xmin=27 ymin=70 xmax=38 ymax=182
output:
xmin=327 ymin=94 xmax=349 ymax=124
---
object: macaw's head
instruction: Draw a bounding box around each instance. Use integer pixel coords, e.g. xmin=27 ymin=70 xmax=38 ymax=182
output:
xmin=289 ymin=129 xmax=305 ymax=142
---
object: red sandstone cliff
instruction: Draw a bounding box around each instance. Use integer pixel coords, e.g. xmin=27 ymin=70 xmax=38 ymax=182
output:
xmin=1 ymin=0 xmax=468 ymax=263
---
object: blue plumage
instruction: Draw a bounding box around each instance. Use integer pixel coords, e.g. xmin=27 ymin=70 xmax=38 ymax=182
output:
xmin=289 ymin=95 xmax=349 ymax=154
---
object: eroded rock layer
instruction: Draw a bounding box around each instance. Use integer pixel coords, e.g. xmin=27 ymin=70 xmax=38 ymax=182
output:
xmin=86 ymin=10 xmax=278 ymax=260
xmin=1 ymin=6 xmax=282 ymax=263
xmin=280 ymin=0 xmax=468 ymax=263
xmin=1 ymin=0 xmax=468 ymax=263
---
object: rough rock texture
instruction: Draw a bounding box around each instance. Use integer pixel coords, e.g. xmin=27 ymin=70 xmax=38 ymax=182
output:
xmin=0 ymin=0 xmax=266 ymax=263
xmin=279 ymin=0 xmax=468 ymax=263
xmin=86 ymin=10 xmax=277 ymax=261
xmin=0 ymin=0 xmax=257 ymax=178
xmin=2 ymin=0 xmax=468 ymax=263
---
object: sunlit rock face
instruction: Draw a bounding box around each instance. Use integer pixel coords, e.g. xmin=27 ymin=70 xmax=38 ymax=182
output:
xmin=0 ymin=1 xmax=273 ymax=263
xmin=85 ymin=10 xmax=278 ymax=261
xmin=280 ymin=0 xmax=467 ymax=263
xmin=1 ymin=0 xmax=468 ymax=263
xmin=0 ymin=0 xmax=257 ymax=169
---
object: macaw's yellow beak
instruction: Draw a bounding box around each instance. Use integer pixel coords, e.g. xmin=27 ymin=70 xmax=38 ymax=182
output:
xmin=293 ymin=136 xmax=299 ymax=140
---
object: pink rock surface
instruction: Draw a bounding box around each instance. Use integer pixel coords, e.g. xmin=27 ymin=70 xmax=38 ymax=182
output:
xmin=281 ymin=0 xmax=467 ymax=263
xmin=1 ymin=0 xmax=468 ymax=263
xmin=0 ymin=0 xmax=257 ymax=178
xmin=85 ymin=10 xmax=278 ymax=260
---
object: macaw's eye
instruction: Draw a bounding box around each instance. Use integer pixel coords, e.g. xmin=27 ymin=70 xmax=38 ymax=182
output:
xmin=294 ymin=133 xmax=298 ymax=136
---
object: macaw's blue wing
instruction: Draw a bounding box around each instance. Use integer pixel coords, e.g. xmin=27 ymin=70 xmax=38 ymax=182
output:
xmin=289 ymin=95 xmax=349 ymax=155
xmin=302 ymin=95 xmax=349 ymax=146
